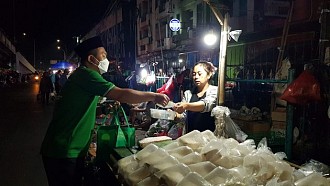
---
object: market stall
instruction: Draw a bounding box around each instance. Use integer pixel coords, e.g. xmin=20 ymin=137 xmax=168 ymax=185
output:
xmin=88 ymin=100 xmax=329 ymax=186
xmin=115 ymin=130 xmax=330 ymax=185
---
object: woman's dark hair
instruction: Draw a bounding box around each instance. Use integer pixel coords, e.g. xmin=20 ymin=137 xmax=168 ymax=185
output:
xmin=194 ymin=61 xmax=217 ymax=77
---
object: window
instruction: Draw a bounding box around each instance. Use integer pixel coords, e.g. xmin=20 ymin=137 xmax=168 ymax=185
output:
xmin=149 ymin=0 xmax=152 ymax=13
xmin=197 ymin=3 xmax=203 ymax=26
xmin=140 ymin=1 xmax=148 ymax=22
xmin=176 ymin=13 xmax=180 ymax=20
xmin=239 ymin=0 xmax=247 ymax=16
xmin=159 ymin=0 xmax=166 ymax=13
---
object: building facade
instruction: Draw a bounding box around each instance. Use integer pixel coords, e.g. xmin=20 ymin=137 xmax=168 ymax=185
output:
xmin=136 ymin=0 xmax=224 ymax=73
xmin=0 ymin=30 xmax=16 ymax=69
xmin=82 ymin=0 xmax=137 ymax=71
xmin=134 ymin=0 xmax=325 ymax=75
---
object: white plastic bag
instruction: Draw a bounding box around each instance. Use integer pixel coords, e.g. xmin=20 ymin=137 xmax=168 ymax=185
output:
xmin=224 ymin=116 xmax=248 ymax=142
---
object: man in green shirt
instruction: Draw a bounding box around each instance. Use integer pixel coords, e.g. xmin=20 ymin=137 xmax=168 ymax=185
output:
xmin=41 ymin=36 xmax=169 ymax=186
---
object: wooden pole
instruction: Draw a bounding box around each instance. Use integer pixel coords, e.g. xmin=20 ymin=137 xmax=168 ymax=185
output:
xmin=276 ymin=0 xmax=294 ymax=71
xmin=203 ymin=0 xmax=224 ymax=26
xmin=204 ymin=0 xmax=229 ymax=106
xmin=217 ymin=14 xmax=229 ymax=106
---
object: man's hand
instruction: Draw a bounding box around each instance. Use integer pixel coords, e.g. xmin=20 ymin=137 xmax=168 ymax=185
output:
xmin=173 ymin=102 xmax=187 ymax=114
xmin=154 ymin=93 xmax=170 ymax=107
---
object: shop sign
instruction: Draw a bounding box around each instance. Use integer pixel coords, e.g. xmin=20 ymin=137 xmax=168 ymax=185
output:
xmin=169 ymin=19 xmax=181 ymax=32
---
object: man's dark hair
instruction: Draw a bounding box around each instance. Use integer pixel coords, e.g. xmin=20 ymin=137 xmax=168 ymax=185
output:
xmin=80 ymin=49 xmax=98 ymax=66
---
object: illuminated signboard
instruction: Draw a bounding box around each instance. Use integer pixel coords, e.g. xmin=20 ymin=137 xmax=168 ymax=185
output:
xmin=169 ymin=18 xmax=181 ymax=31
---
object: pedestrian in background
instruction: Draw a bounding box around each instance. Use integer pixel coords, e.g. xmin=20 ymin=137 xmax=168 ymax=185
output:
xmin=59 ymin=68 xmax=70 ymax=88
xmin=49 ymin=70 xmax=55 ymax=90
xmin=54 ymin=70 xmax=62 ymax=94
xmin=41 ymin=36 xmax=169 ymax=186
xmin=39 ymin=71 xmax=54 ymax=105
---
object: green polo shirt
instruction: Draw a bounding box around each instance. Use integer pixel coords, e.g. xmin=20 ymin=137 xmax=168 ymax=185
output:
xmin=41 ymin=66 xmax=115 ymax=158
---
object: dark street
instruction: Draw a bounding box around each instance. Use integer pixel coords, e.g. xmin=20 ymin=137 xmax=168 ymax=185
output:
xmin=0 ymin=82 xmax=50 ymax=185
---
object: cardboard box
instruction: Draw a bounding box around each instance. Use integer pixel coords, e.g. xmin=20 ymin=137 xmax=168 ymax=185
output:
xmin=272 ymin=121 xmax=286 ymax=130
xmin=247 ymin=122 xmax=271 ymax=133
xmin=233 ymin=119 xmax=270 ymax=133
xmin=271 ymin=121 xmax=286 ymax=138
xmin=271 ymin=108 xmax=287 ymax=122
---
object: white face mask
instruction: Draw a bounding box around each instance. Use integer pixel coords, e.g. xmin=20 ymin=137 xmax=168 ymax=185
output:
xmin=98 ymin=58 xmax=110 ymax=74
xmin=90 ymin=55 xmax=110 ymax=74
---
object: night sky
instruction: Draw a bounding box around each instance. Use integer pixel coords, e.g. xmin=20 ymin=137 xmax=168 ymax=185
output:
xmin=0 ymin=0 xmax=112 ymax=63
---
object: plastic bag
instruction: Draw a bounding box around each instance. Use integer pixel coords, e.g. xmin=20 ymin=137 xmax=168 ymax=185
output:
xmin=280 ymin=70 xmax=321 ymax=105
xmin=224 ymin=116 xmax=248 ymax=142
xmin=146 ymin=71 xmax=156 ymax=86
xmin=298 ymin=159 xmax=330 ymax=176
xmin=146 ymin=119 xmax=172 ymax=137
xmin=156 ymin=75 xmax=175 ymax=100
xmin=167 ymin=123 xmax=184 ymax=140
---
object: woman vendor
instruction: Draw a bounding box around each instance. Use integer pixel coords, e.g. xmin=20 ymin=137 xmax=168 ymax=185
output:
xmin=173 ymin=61 xmax=218 ymax=133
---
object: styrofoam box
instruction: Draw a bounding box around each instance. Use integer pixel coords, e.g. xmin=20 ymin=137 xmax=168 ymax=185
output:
xmin=150 ymin=109 xmax=176 ymax=120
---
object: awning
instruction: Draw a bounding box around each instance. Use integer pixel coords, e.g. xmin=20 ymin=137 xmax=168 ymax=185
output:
xmin=50 ymin=61 xmax=75 ymax=69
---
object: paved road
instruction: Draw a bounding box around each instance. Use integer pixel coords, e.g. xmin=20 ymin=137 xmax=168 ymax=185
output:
xmin=0 ymin=82 xmax=51 ymax=186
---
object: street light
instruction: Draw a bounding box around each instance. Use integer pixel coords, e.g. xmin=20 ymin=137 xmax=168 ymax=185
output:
xmin=203 ymin=22 xmax=241 ymax=106
xmin=57 ymin=46 xmax=66 ymax=61
xmin=203 ymin=27 xmax=226 ymax=105
xmin=56 ymin=39 xmax=68 ymax=61
xmin=204 ymin=32 xmax=217 ymax=46
xmin=22 ymin=32 xmax=36 ymax=68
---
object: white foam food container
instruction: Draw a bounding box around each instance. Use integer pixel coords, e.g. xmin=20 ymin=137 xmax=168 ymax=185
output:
xmin=150 ymin=108 xmax=176 ymax=120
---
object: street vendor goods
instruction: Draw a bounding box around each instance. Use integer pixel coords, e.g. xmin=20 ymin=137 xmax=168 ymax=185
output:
xmin=150 ymin=108 xmax=176 ymax=120
xmin=118 ymin=130 xmax=330 ymax=186
xmin=139 ymin=136 xmax=172 ymax=148
xmin=156 ymin=101 xmax=175 ymax=109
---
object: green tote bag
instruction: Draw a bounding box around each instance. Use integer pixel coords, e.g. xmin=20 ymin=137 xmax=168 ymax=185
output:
xmin=96 ymin=106 xmax=136 ymax=162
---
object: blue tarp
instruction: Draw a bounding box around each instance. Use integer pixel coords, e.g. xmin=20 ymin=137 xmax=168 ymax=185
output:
xmin=50 ymin=61 xmax=74 ymax=69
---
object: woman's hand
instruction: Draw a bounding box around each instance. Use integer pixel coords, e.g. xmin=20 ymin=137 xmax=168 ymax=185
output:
xmin=173 ymin=102 xmax=187 ymax=114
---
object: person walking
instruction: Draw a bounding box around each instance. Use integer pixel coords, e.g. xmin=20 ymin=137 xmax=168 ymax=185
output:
xmin=39 ymin=71 xmax=54 ymax=105
xmin=54 ymin=70 xmax=62 ymax=94
xmin=59 ymin=68 xmax=70 ymax=88
xmin=40 ymin=36 xmax=169 ymax=186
